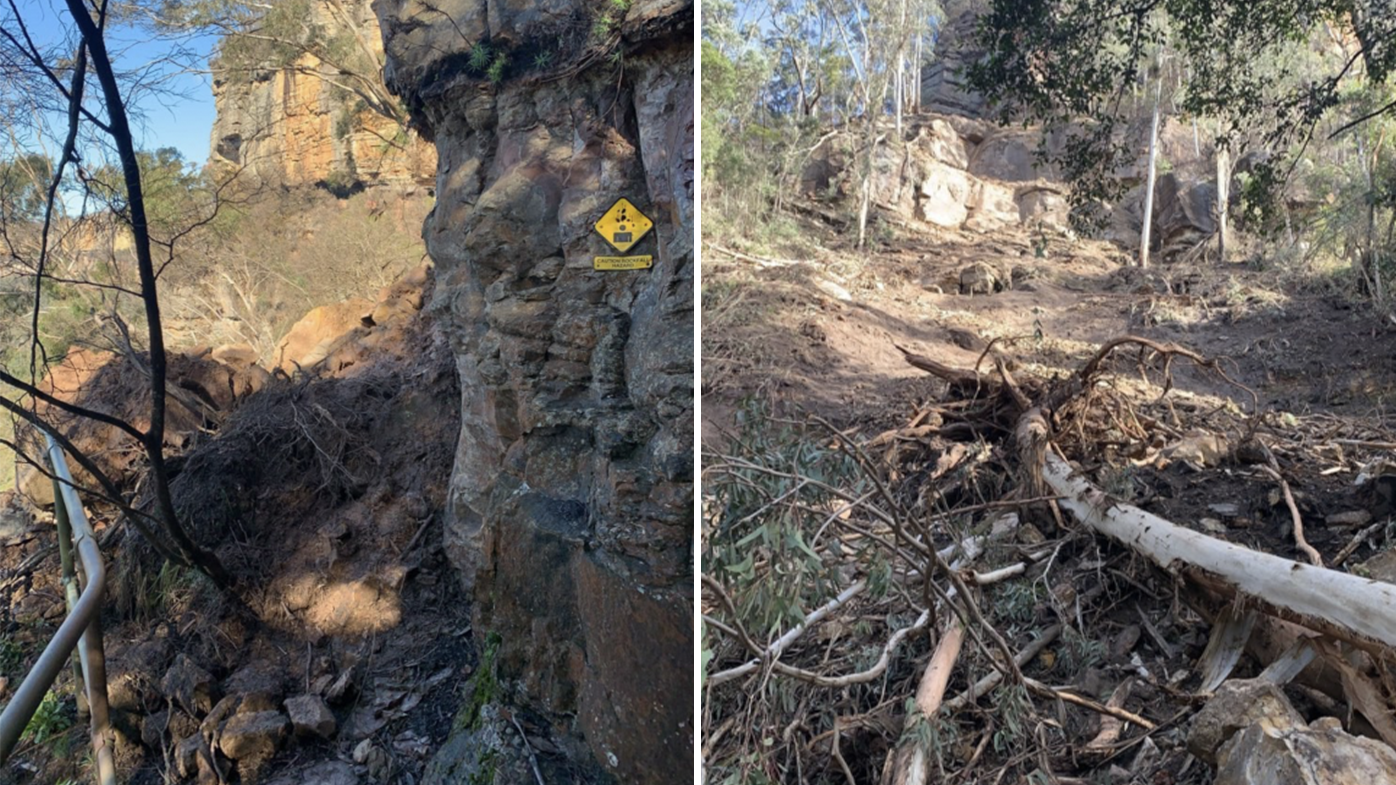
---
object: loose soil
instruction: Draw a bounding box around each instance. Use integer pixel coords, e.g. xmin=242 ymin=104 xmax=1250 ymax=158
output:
xmin=701 ymin=213 xmax=1396 ymax=784
xmin=0 ymin=273 xmax=579 ymax=784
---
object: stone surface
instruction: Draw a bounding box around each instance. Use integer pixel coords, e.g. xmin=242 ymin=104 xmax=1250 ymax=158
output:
xmin=421 ymin=705 xmax=536 ymax=785
xmin=960 ymin=262 xmax=1004 ymax=295
xmin=218 ymin=710 xmax=289 ymax=761
xmin=1152 ymin=173 xmax=1218 ymax=254
xmin=161 ymin=654 xmax=217 ymax=717
xmin=265 ymin=761 xmax=360 ymax=785
xmin=1187 ymin=678 xmax=1306 ymax=765
xmin=275 ymin=297 xmax=374 ymax=372
xmin=918 ymin=160 xmax=973 ymax=227
xmin=1018 ymin=187 xmax=1071 ymax=231
xmin=175 ymin=735 xmax=202 ymax=779
xmin=1216 ymin=715 xmax=1396 ymax=785
xmin=285 ymin=694 xmax=337 ymax=739
xmin=919 ymin=0 xmax=988 ymax=116
xmin=371 ymin=0 xmax=693 ymax=779
xmin=964 ymin=177 xmax=1020 ymax=231
xmin=969 ymin=131 xmax=1057 ymax=182
xmin=209 ymin=0 xmax=435 ymax=188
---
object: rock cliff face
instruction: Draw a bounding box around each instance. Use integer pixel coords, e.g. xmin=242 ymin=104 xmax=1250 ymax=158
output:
xmin=371 ymin=0 xmax=693 ymax=780
xmin=209 ymin=0 xmax=436 ymax=187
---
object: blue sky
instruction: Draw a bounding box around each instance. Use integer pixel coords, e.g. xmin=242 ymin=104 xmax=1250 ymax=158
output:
xmin=15 ymin=1 xmax=219 ymax=165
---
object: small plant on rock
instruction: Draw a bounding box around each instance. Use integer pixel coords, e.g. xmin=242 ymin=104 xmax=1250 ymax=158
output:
xmin=467 ymin=41 xmax=491 ymax=72
xmin=487 ymin=53 xmax=508 ymax=84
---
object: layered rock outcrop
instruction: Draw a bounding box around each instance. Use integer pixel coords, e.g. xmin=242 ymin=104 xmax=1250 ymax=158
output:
xmin=209 ymin=0 xmax=436 ymax=188
xmin=372 ymin=0 xmax=693 ymax=780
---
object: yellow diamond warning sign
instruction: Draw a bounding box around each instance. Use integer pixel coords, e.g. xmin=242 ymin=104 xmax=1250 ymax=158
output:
xmin=594 ymin=198 xmax=653 ymax=253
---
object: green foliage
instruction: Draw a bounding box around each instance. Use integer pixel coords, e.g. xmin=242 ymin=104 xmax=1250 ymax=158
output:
xmin=487 ymin=53 xmax=509 ymax=84
xmin=0 ymin=154 xmax=52 ymax=223
xmin=533 ymin=51 xmax=553 ymax=70
xmin=211 ymin=0 xmax=316 ymax=74
xmin=87 ymin=147 xmax=215 ymax=240
xmin=1060 ymin=627 xmax=1106 ymax=672
xmin=455 ymin=632 xmax=502 ymax=731
xmin=989 ymin=684 xmax=1031 ymax=754
xmin=21 ymin=690 xmax=73 ymax=747
xmin=0 ymin=636 xmax=22 ymax=675
xmin=468 ymin=42 xmax=492 ymax=73
xmin=704 ymin=400 xmax=859 ymax=640
xmin=966 ymin=0 xmax=1396 ymax=227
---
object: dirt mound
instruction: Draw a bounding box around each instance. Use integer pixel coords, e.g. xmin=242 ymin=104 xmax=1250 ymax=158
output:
xmin=0 ymin=265 xmax=518 ymax=785
xmin=13 ymin=345 xmax=269 ymax=507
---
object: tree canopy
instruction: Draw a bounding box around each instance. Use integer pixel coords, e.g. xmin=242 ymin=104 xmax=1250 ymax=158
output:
xmin=966 ymin=0 xmax=1396 ymax=222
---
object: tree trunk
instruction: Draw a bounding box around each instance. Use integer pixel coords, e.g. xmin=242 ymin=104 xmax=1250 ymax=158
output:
xmin=1216 ymin=142 xmax=1230 ymax=263
xmin=1139 ymin=74 xmax=1163 ymax=267
xmin=65 ymin=0 xmax=231 ymax=586
xmin=1025 ymin=410 xmax=1396 ymax=653
xmin=914 ymin=32 xmax=922 ymax=113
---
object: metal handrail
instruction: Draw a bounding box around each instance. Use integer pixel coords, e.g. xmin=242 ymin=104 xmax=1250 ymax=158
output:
xmin=0 ymin=433 xmax=116 ymax=784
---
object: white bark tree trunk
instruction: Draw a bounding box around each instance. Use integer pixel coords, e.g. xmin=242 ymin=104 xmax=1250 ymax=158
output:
xmin=1139 ymin=73 xmax=1163 ymax=268
xmin=1035 ymin=437 xmax=1396 ymax=652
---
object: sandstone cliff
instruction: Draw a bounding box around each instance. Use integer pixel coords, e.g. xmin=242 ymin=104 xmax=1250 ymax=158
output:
xmin=372 ymin=0 xmax=693 ymax=781
xmin=209 ymin=0 xmax=436 ymax=188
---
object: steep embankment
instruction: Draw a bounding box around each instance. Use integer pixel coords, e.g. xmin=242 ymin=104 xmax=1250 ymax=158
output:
xmin=373 ymin=0 xmax=694 ymax=780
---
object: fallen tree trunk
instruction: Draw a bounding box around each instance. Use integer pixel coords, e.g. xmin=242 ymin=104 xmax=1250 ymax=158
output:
xmin=1023 ymin=407 xmax=1396 ymax=653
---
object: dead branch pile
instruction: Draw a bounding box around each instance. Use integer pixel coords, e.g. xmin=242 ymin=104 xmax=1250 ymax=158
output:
xmin=702 ymin=334 xmax=1396 ymax=785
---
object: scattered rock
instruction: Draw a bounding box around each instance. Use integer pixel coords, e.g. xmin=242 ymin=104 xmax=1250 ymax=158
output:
xmin=13 ymin=591 xmax=63 ymax=624
xmin=225 ymin=660 xmax=290 ymax=705
xmin=1358 ymin=549 xmax=1396 ymax=583
xmin=1187 ymin=679 xmax=1306 ymax=765
xmin=948 ymin=328 xmax=985 ymax=352
xmin=959 ymin=262 xmax=1003 ymax=295
xmin=275 ymin=298 xmax=374 ymax=372
xmin=323 ymin=667 xmax=357 ymax=705
xmin=1327 ymin=510 xmax=1373 ymax=529
xmin=816 ymin=279 xmax=852 ymax=302
xmin=218 ymin=710 xmax=288 ymax=762
xmin=1216 ymin=713 xmax=1396 ymax=785
xmin=175 ymin=735 xmax=202 ymax=779
xmin=353 ymin=738 xmax=391 ymax=782
xmin=264 ymin=760 xmax=360 ymax=785
xmin=1200 ymin=517 xmax=1227 ymax=534
xmin=1163 ymin=430 xmax=1230 ymax=467
xmin=285 ymin=694 xmax=336 ymax=739
xmin=161 ymin=654 xmax=216 ymax=717
xmin=1209 ymin=503 xmax=1243 ymax=518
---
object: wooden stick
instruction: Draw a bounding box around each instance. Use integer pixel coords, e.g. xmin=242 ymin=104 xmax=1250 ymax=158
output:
xmin=1259 ymin=464 xmax=1322 ymax=566
xmin=944 ymin=624 xmax=1063 ymax=712
xmin=1085 ymin=680 xmax=1133 ymax=752
xmin=915 ymin=620 xmax=966 ymax=716
xmin=1024 ymin=678 xmax=1156 ymax=730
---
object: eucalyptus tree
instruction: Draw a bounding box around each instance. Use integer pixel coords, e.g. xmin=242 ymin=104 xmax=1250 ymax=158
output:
xmin=966 ymin=0 xmax=1396 ymax=235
